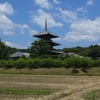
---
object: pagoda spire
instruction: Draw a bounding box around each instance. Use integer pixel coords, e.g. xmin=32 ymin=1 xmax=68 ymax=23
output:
xmin=45 ymin=18 xmax=47 ymax=31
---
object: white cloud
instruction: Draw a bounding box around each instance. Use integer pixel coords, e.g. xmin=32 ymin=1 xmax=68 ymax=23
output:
xmin=0 ymin=2 xmax=14 ymax=35
xmin=0 ymin=14 xmax=14 ymax=31
xmin=53 ymin=0 xmax=60 ymax=4
xmin=0 ymin=2 xmax=32 ymax=35
xmin=57 ymin=7 xmax=77 ymax=23
xmin=5 ymin=41 xmax=27 ymax=49
xmin=15 ymin=24 xmax=30 ymax=30
xmin=34 ymin=0 xmax=52 ymax=9
xmin=64 ymin=18 xmax=100 ymax=42
xmin=0 ymin=2 xmax=13 ymax=14
xmin=31 ymin=9 xmax=63 ymax=28
xmin=29 ymin=29 xmax=38 ymax=36
xmin=76 ymin=7 xmax=88 ymax=15
xmin=53 ymin=37 xmax=63 ymax=42
xmin=2 ymin=31 xmax=15 ymax=35
xmin=14 ymin=24 xmax=30 ymax=34
xmin=87 ymin=0 xmax=94 ymax=5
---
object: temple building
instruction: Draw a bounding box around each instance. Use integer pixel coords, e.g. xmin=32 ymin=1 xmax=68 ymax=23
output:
xmin=33 ymin=19 xmax=63 ymax=55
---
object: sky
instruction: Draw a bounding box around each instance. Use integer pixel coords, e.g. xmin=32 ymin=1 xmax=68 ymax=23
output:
xmin=0 ymin=0 xmax=100 ymax=49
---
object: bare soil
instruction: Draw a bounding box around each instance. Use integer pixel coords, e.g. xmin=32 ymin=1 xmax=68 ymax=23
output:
xmin=0 ymin=75 xmax=100 ymax=100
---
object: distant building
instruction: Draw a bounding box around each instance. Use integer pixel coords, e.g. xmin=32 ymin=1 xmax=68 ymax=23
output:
xmin=67 ymin=52 xmax=83 ymax=58
xmin=10 ymin=51 xmax=30 ymax=59
xmin=33 ymin=18 xmax=63 ymax=55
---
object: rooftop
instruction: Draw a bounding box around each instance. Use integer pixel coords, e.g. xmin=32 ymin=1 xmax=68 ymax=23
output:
xmin=33 ymin=18 xmax=59 ymax=39
xmin=33 ymin=30 xmax=59 ymax=39
xmin=10 ymin=52 xmax=30 ymax=58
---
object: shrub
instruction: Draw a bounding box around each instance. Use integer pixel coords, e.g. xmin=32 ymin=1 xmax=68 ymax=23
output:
xmin=64 ymin=57 xmax=75 ymax=69
xmin=0 ymin=57 xmax=99 ymax=70
xmin=5 ymin=60 xmax=15 ymax=69
xmin=53 ymin=58 xmax=64 ymax=68
xmin=14 ymin=58 xmax=27 ymax=69
xmin=26 ymin=58 xmax=35 ymax=69
xmin=93 ymin=60 xmax=100 ymax=67
xmin=0 ymin=60 xmax=6 ymax=68
xmin=39 ymin=58 xmax=54 ymax=68
xmin=80 ymin=58 xmax=93 ymax=70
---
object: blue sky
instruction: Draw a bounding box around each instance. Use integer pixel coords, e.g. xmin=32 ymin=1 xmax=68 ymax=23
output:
xmin=0 ymin=0 xmax=100 ymax=49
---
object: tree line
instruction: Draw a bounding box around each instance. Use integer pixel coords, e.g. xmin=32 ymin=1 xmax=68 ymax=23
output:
xmin=0 ymin=57 xmax=100 ymax=70
xmin=1 ymin=39 xmax=100 ymax=59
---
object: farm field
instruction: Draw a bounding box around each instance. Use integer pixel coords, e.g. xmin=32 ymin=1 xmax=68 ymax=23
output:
xmin=0 ymin=74 xmax=100 ymax=100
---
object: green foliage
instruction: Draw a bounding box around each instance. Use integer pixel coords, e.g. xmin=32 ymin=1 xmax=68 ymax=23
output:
xmin=30 ymin=39 xmax=51 ymax=58
xmin=0 ymin=57 xmax=99 ymax=70
xmin=14 ymin=58 xmax=27 ymax=69
xmin=0 ymin=60 xmax=6 ymax=68
xmin=5 ymin=60 xmax=15 ymax=69
xmin=26 ymin=58 xmax=35 ymax=69
xmin=0 ymin=87 xmax=58 ymax=96
xmin=80 ymin=58 xmax=92 ymax=70
xmin=83 ymin=89 xmax=100 ymax=100
xmin=0 ymin=39 xmax=9 ymax=60
xmin=63 ymin=45 xmax=100 ymax=59
xmin=93 ymin=60 xmax=100 ymax=67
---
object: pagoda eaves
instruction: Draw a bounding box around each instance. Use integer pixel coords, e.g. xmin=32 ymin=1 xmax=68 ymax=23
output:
xmin=33 ymin=30 xmax=59 ymax=39
xmin=47 ymin=40 xmax=60 ymax=46
xmin=33 ymin=18 xmax=62 ymax=55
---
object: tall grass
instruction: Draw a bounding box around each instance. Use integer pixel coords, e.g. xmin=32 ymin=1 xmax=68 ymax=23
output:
xmin=0 ymin=87 xmax=59 ymax=96
xmin=83 ymin=89 xmax=100 ymax=100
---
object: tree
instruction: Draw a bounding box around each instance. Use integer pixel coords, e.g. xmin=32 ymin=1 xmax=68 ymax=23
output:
xmin=86 ymin=45 xmax=100 ymax=59
xmin=0 ymin=39 xmax=9 ymax=60
xmin=30 ymin=39 xmax=51 ymax=58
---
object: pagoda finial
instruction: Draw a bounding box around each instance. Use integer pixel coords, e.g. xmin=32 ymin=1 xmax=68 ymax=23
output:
xmin=45 ymin=18 xmax=47 ymax=31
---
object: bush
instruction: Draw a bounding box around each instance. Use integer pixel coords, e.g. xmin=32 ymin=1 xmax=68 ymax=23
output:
xmin=53 ymin=58 xmax=64 ymax=68
xmin=0 ymin=57 xmax=98 ymax=70
xmin=26 ymin=59 xmax=35 ymax=69
xmin=5 ymin=60 xmax=15 ymax=69
xmin=0 ymin=60 xmax=6 ymax=68
xmin=64 ymin=57 xmax=77 ymax=69
xmin=93 ymin=60 xmax=100 ymax=67
xmin=14 ymin=58 xmax=27 ymax=69
xmin=80 ymin=58 xmax=93 ymax=70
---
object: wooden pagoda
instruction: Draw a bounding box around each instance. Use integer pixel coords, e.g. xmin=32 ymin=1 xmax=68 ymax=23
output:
xmin=33 ymin=19 xmax=62 ymax=54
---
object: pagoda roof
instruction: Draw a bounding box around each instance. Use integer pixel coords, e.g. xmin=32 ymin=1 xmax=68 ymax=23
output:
xmin=33 ymin=30 xmax=59 ymax=39
xmin=50 ymin=50 xmax=64 ymax=54
xmin=47 ymin=40 xmax=60 ymax=46
xmin=33 ymin=18 xmax=59 ymax=39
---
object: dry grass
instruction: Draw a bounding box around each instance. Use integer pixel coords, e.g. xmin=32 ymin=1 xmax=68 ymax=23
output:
xmin=83 ymin=89 xmax=100 ymax=100
xmin=0 ymin=68 xmax=100 ymax=99
xmin=0 ymin=74 xmax=100 ymax=100
xmin=0 ymin=67 xmax=100 ymax=76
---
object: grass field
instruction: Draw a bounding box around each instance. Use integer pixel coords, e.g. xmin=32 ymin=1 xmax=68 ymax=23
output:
xmin=0 ymin=68 xmax=100 ymax=100
xmin=0 ymin=67 xmax=100 ymax=76
xmin=83 ymin=89 xmax=100 ymax=100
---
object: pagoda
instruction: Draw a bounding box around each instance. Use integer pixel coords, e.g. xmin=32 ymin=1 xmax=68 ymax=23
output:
xmin=33 ymin=19 xmax=62 ymax=54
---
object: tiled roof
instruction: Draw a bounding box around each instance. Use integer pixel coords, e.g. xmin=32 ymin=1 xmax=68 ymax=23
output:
xmin=10 ymin=52 xmax=23 ymax=57
xmin=33 ymin=30 xmax=59 ymax=38
xmin=10 ymin=52 xmax=30 ymax=58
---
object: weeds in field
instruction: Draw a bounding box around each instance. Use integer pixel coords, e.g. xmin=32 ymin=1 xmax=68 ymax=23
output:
xmin=59 ymin=92 xmax=72 ymax=99
xmin=83 ymin=89 xmax=100 ymax=100
xmin=0 ymin=87 xmax=59 ymax=96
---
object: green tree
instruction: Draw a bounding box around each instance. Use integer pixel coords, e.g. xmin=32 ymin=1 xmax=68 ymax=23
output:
xmin=30 ymin=39 xmax=51 ymax=58
xmin=0 ymin=39 xmax=9 ymax=60
xmin=88 ymin=45 xmax=100 ymax=59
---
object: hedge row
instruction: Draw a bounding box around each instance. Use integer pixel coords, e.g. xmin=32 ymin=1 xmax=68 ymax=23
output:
xmin=0 ymin=57 xmax=100 ymax=69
